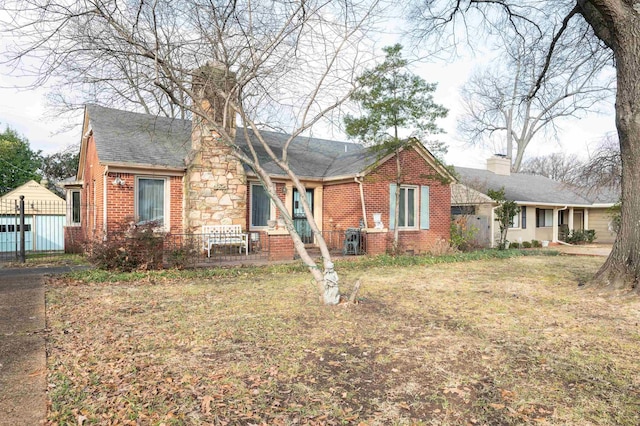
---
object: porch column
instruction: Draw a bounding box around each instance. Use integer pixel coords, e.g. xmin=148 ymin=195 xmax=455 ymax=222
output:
xmin=568 ymin=207 xmax=574 ymax=231
xmin=584 ymin=209 xmax=589 ymax=230
xmin=552 ymin=207 xmax=559 ymax=243
xmin=490 ymin=206 xmax=496 ymax=247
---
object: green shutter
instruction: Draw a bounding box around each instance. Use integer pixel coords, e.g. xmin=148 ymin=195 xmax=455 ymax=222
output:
xmin=389 ymin=183 xmax=396 ymax=230
xmin=521 ymin=206 xmax=527 ymax=229
xmin=420 ymin=186 xmax=430 ymax=230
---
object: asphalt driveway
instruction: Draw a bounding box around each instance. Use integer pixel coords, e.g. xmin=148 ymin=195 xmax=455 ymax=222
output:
xmin=0 ymin=266 xmax=80 ymax=426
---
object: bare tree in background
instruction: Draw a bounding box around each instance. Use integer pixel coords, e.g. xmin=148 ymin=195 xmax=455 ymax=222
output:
xmin=457 ymin=28 xmax=613 ymax=172
xmin=410 ymin=0 xmax=640 ymax=292
xmin=1 ymin=0 xmax=382 ymax=304
xmin=519 ymin=152 xmax=582 ymax=184
xmin=577 ymin=134 xmax=621 ymax=193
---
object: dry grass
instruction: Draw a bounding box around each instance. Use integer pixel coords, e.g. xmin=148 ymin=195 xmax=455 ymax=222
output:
xmin=46 ymin=255 xmax=640 ymax=425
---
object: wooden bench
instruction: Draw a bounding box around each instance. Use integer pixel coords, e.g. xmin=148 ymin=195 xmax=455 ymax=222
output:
xmin=203 ymin=225 xmax=249 ymax=257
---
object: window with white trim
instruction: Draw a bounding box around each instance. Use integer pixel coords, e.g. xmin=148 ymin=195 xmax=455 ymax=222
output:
xmin=71 ymin=190 xmax=81 ymax=225
xmin=136 ymin=177 xmax=168 ymax=228
xmin=250 ymin=183 xmax=274 ymax=228
xmin=398 ymin=186 xmax=417 ymax=229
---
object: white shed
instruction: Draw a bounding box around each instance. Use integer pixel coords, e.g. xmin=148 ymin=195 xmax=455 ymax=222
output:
xmin=0 ymin=180 xmax=66 ymax=254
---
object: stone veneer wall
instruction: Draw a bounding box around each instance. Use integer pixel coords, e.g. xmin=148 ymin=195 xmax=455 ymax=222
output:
xmin=185 ymin=65 xmax=247 ymax=234
xmin=185 ymin=134 xmax=247 ymax=233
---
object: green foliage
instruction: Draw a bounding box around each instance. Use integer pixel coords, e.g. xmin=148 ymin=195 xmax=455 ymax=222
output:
xmin=510 ymin=242 xmax=521 ymax=249
xmin=40 ymin=145 xmax=79 ymax=194
xmin=487 ymin=187 xmax=520 ymax=250
xmin=531 ymin=240 xmax=541 ymax=248
xmin=344 ymin=44 xmax=448 ymax=154
xmin=0 ymin=127 xmax=42 ymax=194
xmin=85 ymin=219 xmax=164 ymax=271
xmin=565 ymin=229 xmax=597 ymax=245
xmin=522 ymin=241 xmax=532 ymax=248
xmin=450 ymin=216 xmax=479 ymax=252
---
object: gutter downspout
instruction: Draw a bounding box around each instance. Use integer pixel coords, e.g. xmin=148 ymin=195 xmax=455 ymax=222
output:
xmin=103 ymin=166 xmax=109 ymax=239
xmin=355 ymin=175 xmax=368 ymax=228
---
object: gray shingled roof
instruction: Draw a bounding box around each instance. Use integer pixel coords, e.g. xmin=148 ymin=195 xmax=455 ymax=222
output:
xmin=86 ymin=104 xmax=372 ymax=178
xmin=87 ymin=104 xmax=192 ymax=169
xmin=454 ymin=166 xmax=596 ymax=206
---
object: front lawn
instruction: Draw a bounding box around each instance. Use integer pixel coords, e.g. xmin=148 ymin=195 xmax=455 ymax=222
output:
xmin=46 ymin=255 xmax=640 ymax=425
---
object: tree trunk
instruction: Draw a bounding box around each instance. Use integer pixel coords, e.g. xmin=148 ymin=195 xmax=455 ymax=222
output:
xmin=587 ymin=5 xmax=640 ymax=292
xmin=393 ymin=147 xmax=401 ymax=252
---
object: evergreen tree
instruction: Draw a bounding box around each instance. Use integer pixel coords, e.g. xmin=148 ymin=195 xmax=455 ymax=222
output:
xmin=344 ymin=44 xmax=448 ymax=250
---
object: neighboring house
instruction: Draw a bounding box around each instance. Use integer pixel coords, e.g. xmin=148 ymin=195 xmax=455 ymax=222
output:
xmin=0 ymin=180 xmax=66 ymax=256
xmin=452 ymin=155 xmax=618 ymax=246
xmin=64 ymin=102 xmax=455 ymax=260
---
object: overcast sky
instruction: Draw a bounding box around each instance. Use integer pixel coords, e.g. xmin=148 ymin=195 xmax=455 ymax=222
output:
xmin=0 ymin=10 xmax=617 ymax=170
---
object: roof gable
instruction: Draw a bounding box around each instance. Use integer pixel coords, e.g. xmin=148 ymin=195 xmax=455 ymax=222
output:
xmin=0 ymin=180 xmax=65 ymax=205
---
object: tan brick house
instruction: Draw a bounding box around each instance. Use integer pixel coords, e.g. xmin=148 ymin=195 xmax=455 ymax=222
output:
xmin=65 ymin=104 xmax=455 ymax=260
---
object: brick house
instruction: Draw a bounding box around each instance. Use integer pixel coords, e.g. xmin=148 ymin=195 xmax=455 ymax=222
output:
xmin=64 ymin=104 xmax=455 ymax=260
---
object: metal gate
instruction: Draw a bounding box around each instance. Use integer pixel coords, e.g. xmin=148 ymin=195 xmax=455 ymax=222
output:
xmin=0 ymin=196 xmax=66 ymax=262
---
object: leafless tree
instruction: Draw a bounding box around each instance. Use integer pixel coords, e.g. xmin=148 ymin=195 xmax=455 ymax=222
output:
xmin=519 ymin=152 xmax=582 ymax=184
xmin=577 ymin=134 xmax=621 ymax=193
xmin=1 ymin=0 xmax=382 ymax=304
xmin=410 ymin=0 xmax=640 ymax=292
xmin=457 ymin=29 xmax=613 ymax=172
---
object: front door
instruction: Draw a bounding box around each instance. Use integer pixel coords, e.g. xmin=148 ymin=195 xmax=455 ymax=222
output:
xmin=293 ymin=189 xmax=314 ymax=244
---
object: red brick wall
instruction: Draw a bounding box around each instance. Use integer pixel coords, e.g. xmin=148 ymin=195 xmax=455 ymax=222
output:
xmin=104 ymin=172 xmax=184 ymax=234
xmin=323 ymin=182 xmax=361 ymax=231
xmin=268 ymin=233 xmax=295 ymax=261
xmin=77 ymin=132 xmax=185 ymax=242
xmin=363 ymin=147 xmax=451 ymax=254
xmin=319 ymin=147 xmax=452 ymax=255
xmin=80 ymin=135 xmax=105 ymax=241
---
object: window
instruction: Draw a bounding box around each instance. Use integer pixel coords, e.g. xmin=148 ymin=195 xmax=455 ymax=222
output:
xmin=390 ymin=184 xmax=430 ymax=230
xmin=398 ymin=186 xmax=417 ymax=228
xmin=510 ymin=212 xmax=520 ymax=229
xmin=136 ymin=177 xmax=168 ymax=227
xmin=250 ymin=183 xmax=273 ymax=228
xmin=71 ymin=190 xmax=81 ymax=225
xmin=0 ymin=224 xmax=31 ymax=232
xmin=536 ymin=209 xmax=553 ymax=227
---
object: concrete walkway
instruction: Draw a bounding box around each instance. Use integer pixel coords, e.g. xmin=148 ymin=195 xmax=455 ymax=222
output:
xmin=552 ymin=243 xmax=613 ymax=257
xmin=0 ymin=267 xmax=80 ymax=426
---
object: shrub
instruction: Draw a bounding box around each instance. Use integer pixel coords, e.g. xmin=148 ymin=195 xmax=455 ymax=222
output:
xmin=522 ymin=241 xmax=532 ymax=248
xmin=85 ymin=219 xmax=165 ymax=271
xmin=450 ymin=216 xmax=479 ymax=252
xmin=565 ymin=229 xmax=597 ymax=245
xmin=531 ymin=240 xmax=541 ymax=248
xmin=165 ymin=235 xmax=200 ymax=269
xmin=510 ymin=242 xmax=521 ymax=249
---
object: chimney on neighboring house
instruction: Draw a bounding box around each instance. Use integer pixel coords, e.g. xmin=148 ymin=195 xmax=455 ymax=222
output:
xmin=486 ymin=154 xmax=511 ymax=176
xmin=185 ymin=62 xmax=247 ymax=234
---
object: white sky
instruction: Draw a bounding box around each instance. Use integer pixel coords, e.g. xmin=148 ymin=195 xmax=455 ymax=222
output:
xmin=0 ymin=13 xmax=617 ymax=170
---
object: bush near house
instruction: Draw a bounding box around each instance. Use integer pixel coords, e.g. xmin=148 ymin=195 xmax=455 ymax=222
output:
xmin=85 ymin=219 xmax=164 ymax=271
xmin=565 ymin=230 xmax=597 ymax=245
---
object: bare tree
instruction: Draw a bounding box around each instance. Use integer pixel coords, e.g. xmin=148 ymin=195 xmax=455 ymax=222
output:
xmin=410 ymin=0 xmax=640 ymax=292
xmin=457 ymin=28 xmax=613 ymax=172
xmin=577 ymin=134 xmax=621 ymax=193
xmin=1 ymin=0 xmax=382 ymax=304
xmin=519 ymin=152 xmax=582 ymax=184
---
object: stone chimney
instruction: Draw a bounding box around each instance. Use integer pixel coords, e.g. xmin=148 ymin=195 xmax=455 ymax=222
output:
xmin=487 ymin=154 xmax=511 ymax=176
xmin=185 ymin=63 xmax=247 ymax=233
